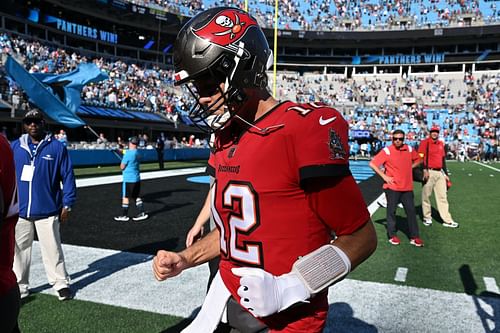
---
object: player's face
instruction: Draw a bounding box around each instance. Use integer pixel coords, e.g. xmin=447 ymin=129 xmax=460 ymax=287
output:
xmin=430 ymin=131 xmax=439 ymax=140
xmin=197 ymin=82 xmax=226 ymax=116
xmin=392 ymin=135 xmax=405 ymax=148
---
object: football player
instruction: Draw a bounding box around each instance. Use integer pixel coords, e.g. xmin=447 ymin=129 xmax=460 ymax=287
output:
xmin=153 ymin=7 xmax=377 ymax=333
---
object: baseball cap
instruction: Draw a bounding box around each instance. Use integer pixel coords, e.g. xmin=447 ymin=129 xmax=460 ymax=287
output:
xmin=128 ymin=136 xmax=139 ymax=145
xmin=23 ymin=109 xmax=44 ymax=121
xmin=430 ymin=125 xmax=440 ymax=132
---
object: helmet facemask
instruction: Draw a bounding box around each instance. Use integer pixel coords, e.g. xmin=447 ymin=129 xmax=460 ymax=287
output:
xmin=173 ymin=7 xmax=272 ymax=133
xmin=181 ymin=49 xmax=249 ymax=133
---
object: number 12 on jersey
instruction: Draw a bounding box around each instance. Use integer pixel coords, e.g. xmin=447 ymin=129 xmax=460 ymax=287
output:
xmin=210 ymin=180 xmax=264 ymax=267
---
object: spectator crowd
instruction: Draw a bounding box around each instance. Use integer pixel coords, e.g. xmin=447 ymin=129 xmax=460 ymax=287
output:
xmin=0 ymin=30 xmax=498 ymax=162
xmin=127 ymin=0 xmax=499 ymax=31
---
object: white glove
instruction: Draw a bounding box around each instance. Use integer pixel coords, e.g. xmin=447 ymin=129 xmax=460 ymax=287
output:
xmin=231 ymin=267 xmax=310 ymax=318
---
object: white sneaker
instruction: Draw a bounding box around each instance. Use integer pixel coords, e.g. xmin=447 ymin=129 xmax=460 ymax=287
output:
xmin=20 ymin=289 xmax=30 ymax=299
xmin=443 ymin=221 xmax=459 ymax=228
xmin=132 ymin=212 xmax=149 ymax=221
xmin=423 ymin=218 xmax=433 ymax=226
xmin=397 ymin=203 xmax=404 ymax=208
xmin=114 ymin=215 xmax=130 ymax=222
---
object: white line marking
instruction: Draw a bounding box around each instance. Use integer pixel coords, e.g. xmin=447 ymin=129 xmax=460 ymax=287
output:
xmin=367 ymin=193 xmax=385 ymax=216
xmin=394 ymin=267 xmax=408 ymax=282
xmin=26 ymin=242 xmax=500 ymax=332
xmin=76 ymin=167 xmax=206 ymax=188
xmin=483 ymin=277 xmax=499 ymax=294
xmin=473 ymin=161 xmax=500 ymax=172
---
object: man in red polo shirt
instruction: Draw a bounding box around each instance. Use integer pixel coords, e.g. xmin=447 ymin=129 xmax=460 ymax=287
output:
xmin=370 ymin=130 xmax=423 ymax=246
xmin=419 ymin=126 xmax=458 ymax=228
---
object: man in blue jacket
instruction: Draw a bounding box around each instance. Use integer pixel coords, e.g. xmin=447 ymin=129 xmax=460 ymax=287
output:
xmin=11 ymin=108 xmax=76 ymax=301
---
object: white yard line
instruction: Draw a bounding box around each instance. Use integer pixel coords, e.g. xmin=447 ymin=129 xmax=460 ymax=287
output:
xmin=26 ymin=242 xmax=499 ymax=332
xmin=76 ymin=167 xmax=206 ymax=188
xmin=367 ymin=193 xmax=385 ymax=216
xmin=473 ymin=161 xmax=500 ymax=172
xmin=394 ymin=267 xmax=408 ymax=282
xmin=483 ymin=277 xmax=499 ymax=294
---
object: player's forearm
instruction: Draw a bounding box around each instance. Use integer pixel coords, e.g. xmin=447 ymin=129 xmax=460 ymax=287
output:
xmin=369 ymin=162 xmax=386 ymax=180
xmin=332 ymin=220 xmax=377 ymax=270
xmin=194 ymin=192 xmax=211 ymax=228
xmin=180 ymin=228 xmax=220 ymax=267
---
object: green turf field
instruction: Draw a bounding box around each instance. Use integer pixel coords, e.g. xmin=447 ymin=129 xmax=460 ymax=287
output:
xmin=351 ymin=161 xmax=500 ymax=294
xmin=17 ymin=161 xmax=500 ymax=332
xmin=19 ymin=294 xmax=183 ymax=333
xmin=74 ymin=160 xmax=207 ymax=177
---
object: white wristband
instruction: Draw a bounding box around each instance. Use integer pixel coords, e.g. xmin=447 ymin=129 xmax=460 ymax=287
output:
xmin=292 ymin=244 xmax=351 ymax=294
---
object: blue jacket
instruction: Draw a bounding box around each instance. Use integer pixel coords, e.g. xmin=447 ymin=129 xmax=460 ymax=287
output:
xmin=11 ymin=133 xmax=76 ymax=219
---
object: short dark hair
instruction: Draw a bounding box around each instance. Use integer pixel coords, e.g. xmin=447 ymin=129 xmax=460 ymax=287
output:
xmin=392 ymin=129 xmax=405 ymax=136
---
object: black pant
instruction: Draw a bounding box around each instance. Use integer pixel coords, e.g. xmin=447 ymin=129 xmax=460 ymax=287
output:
xmin=0 ymin=284 xmax=21 ymax=333
xmin=157 ymin=149 xmax=164 ymax=169
xmin=385 ymin=189 xmax=419 ymax=238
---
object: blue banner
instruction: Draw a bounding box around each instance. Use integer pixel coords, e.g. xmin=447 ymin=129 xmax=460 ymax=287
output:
xmin=5 ymin=56 xmax=107 ymax=128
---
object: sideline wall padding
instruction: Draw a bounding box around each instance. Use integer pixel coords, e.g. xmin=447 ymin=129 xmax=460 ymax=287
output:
xmin=69 ymin=148 xmax=209 ymax=166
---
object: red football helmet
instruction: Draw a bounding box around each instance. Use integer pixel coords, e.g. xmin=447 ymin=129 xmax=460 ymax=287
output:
xmin=173 ymin=7 xmax=272 ymax=132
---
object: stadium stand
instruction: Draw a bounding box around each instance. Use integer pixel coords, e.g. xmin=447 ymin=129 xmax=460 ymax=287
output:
xmin=128 ymin=0 xmax=500 ymax=31
xmin=0 ymin=1 xmax=498 ymax=162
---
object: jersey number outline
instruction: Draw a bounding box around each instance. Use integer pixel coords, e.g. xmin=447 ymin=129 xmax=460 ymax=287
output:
xmin=286 ymin=102 xmax=325 ymax=116
xmin=211 ymin=180 xmax=264 ymax=267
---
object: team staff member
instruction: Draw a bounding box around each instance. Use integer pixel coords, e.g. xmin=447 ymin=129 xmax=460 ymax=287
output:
xmin=12 ymin=109 xmax=76 ymax=301
xmin=153 ymin=7 xmax=377 ymax=333
xmin=370 ymin=130 xmax=424 ymax=247
xmin=419 ymin=126 xmax=458 ymax=228
xmin=0 ymin=134 xmax=20 ymax=333
xmin=114 ymin=136 xmax=148 ymax=222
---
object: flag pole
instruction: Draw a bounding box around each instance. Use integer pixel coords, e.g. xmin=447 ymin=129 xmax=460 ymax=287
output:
xmin=272 ymin=0 xmax=278 ymax=98
xmin=84 ymin=124 xmax=123 ymax=160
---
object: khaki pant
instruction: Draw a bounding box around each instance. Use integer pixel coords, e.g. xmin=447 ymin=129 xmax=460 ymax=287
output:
xmin=13 ymin=216 xmax=70 ymax=296
xmin=421 ymin=170 xmax=453 ymax=223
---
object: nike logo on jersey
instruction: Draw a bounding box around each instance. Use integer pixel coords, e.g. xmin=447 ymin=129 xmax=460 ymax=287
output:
xmin=319 ymin=116 xmax=337 ymax=126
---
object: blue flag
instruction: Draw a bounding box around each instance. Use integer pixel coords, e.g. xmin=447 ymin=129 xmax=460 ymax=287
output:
xmin=5 ymin=56 xmax=108 ymax=128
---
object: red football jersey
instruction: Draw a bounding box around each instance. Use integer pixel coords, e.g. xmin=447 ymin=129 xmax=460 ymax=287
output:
xmin=0 ymin=135 xmax=19 ymax=296
xmin=208 ymin=101 xmax=369 ymax=331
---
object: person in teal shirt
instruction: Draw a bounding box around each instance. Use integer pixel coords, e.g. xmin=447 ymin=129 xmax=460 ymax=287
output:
xmin=114 ymin=136 xmax=148 ymax=222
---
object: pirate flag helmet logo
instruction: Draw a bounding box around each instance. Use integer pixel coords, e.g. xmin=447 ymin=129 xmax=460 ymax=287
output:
xmin=193 ymin=9 xmax=258 ymax=48
xmin=173 ymin=7 xmax=273 ymax=133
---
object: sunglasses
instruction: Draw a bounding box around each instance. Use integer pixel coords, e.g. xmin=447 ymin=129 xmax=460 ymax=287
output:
xmin=23 ymin=118 xmax=43 ymax=125
xmin=393 ymin=137 xmax=405 ymax=142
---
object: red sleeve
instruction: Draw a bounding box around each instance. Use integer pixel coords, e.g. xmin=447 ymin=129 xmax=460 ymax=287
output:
xmin=207 ymin=151 xmax=215 ymax=177
xmin=418 ymin=139 xmax=427 ymax=155
xmin=371 ymin=149 xmax=387 ymax=168
xmin=0 ymin=136 xmax=17 ymax=220
xmin=291 ymin=105 xmax=351 ymax=183
xmin=305 ymin=176 xmax=370 ymax=236
xmin=411 ymin=148 xmax=419 ymax=162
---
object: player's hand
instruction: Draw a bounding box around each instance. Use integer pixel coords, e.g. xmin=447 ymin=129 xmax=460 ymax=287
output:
xmin=232 ymin=267 xmax=310 ymax=318
xmin=152 ymin=250 xmax=188 ymax=281
xmin=186 ymin=224 xmax=204 ymax=248
xmin=383 ymin=175 xmax=395 ymax=184
xmin=60 ymin=207 xmax=70 ymax=224
xmin=423 ymin=169 xmax=430 ymax=181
